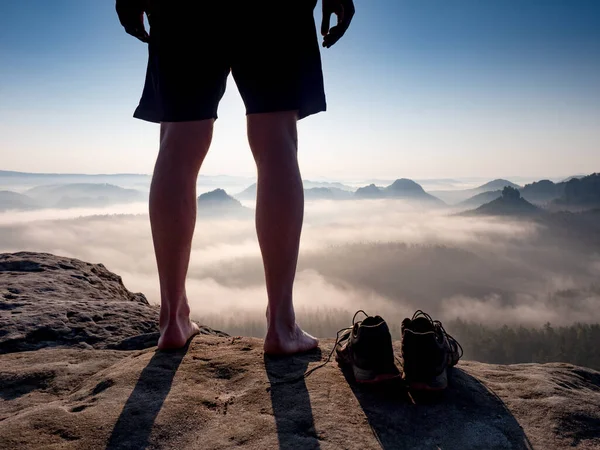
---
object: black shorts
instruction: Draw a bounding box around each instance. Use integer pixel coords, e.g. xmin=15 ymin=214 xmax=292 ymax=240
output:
xmin=134 ymin=0 xmax=327 ymax=123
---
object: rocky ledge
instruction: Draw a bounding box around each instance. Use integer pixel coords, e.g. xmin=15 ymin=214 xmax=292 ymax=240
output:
xmin=0 ymin=252 xmax=599 ymax=449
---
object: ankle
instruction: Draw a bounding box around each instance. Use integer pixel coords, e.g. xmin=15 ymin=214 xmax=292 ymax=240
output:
xmin=160 ymin=298 xmax=191 ymax=324
xmin=267 ymin=311 xmax=296 ymax=335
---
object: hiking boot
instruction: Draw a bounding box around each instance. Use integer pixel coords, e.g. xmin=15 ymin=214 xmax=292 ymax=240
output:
xmin=400 ymin=310 xmax=463 ymax=391
xmin=335 ymin=310 xmax=401 ymax=384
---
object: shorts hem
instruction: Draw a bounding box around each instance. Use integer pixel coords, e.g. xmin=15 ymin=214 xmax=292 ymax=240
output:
xmin=133 ymin=108 xmax=219 ymax=123
xmin=244 ymin=101 xmax=327 ymax=121
xmin=299 ymin=102 xmax=327 ymax=120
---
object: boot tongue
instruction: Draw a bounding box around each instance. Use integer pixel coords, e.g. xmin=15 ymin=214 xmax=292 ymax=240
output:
xmin=411 ymin=316 xmax=435 ymax=333
xmin=361 ymin=315 xmax=384 ymax=327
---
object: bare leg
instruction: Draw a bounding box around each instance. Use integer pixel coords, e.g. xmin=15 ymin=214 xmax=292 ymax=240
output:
xmin=150 ymin=120 xmax=214 ymax=350
xmin=247 ymin=111 xmax=319 ymax=355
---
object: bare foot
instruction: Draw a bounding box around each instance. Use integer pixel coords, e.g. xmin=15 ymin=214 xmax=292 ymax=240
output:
xmin=158 ymin=317 xmax=200 ymax=350
xmin=264 ymin=323 xmax=319 ymax=355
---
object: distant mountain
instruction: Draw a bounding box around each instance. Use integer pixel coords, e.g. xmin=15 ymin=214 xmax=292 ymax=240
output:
xmin=520 ymin=179 xmax=565 ymax=205
xmin=354 ymin=184 xmax=383 ymax=199
xmin=0 ymin=170 xmax=256 ymax=193
xmin=25 ymin=183 xmax=146 ymax=208
xmin=475 ymin=179 xmax=521 ymax=193
xmin=384 ymin=179 xmax=445 ymax=205
xmin=235 ymin=183 xmax=354 ymax=201
xmin=431 ymin=179 xmax=520 ymax=205
xmin=552 ymin=173 xmax=600 ymax=210
xmin=0 ymin=170 xmax=150 ymax=190
xmin=455 ymin=176 xmax=597 ymax=209
xmin=235 ymin=183 xmax=257 ymax=200
xmin=458 ymin=190 xmax=502 ymax=209
xmin=467 ymin=187 xmax=540 ymax=217
xmin=561 ymin=175 xmax=586 ymax=183
xmin=304 ymin=187 xmax=353 ymax=200
xmin=0 ymin=191 xmax=40 ymax=211
xmin=197 ymin=189 xmax=251 ymax=218
xmin=303 ymin=180 xmax=353 ymax=191
xmin=197 ymin=189 xmax=242 ymax=208
xmin=351 ymin=179 xmax=445 ymax=205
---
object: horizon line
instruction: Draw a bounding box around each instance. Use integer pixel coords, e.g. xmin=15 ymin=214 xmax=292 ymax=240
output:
xmin=0 ymin=169 xmax=585 ymax=183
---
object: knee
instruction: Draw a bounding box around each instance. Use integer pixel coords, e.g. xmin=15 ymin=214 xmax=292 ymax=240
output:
xmin=247 ymin=111 xmax=298 ymax=164
xmin=159 ymin=120 xmax=215 ymax=156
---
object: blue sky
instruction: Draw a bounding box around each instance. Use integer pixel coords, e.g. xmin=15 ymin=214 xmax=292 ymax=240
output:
xmin=1 ymin=0 xmax=598 ymax=179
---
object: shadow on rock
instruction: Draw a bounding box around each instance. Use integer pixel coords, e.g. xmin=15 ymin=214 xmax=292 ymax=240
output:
xmin=106 ymin=343 xmax=190 ymax=449
xmin=265 ymin=349 xmax=323 ymax=450
xmin=343 ymin=367 xmax=534 ymax=450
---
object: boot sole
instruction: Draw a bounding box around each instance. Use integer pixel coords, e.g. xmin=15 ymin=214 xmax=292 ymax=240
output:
xmin=336 ymin=350 xmax=401 ymax=384
xmin=405 ymin=369 xmax=448 ymax=391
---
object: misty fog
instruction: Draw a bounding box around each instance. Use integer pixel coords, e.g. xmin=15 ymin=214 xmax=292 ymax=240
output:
xmin=1 ymin=197 xmax=598 ymax=339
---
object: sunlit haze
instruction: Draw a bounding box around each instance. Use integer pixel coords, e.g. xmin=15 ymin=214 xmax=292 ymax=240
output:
xmin=1 ymin=0 xmax=599 ymax=179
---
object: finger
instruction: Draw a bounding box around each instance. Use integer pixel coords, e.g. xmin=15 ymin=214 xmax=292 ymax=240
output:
xmin=137 ymin=31 xmax=150 ymax=43
xmin=339 ymin=2 xmax=355 ymax=29
xmin=322 ymin=25 xmax=346 ymax=48
xmin=125 ymin=27 xmax=149 ymax=43
xmin=137 ymin=26 xmax=150 ymax=42
xmin=321 ymin=11 xmax=332 ymax=36
xmin=325 ymin=4 xmax=354 ymax=47
xmin=336 ymin=5 xmax=345 ymax=25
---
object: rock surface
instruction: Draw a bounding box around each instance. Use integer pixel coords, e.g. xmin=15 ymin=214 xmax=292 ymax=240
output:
xmin=0 ymin=252 xmax=223 ymax=353
xmin=1 ymin=337 xmax=599 ymax=449
xmin=1 ymin=252 xmax=599 ymax=449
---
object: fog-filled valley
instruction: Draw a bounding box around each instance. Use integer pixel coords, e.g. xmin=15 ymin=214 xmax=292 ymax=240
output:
xmin=1 ymin=171 xmax=599 ymax=368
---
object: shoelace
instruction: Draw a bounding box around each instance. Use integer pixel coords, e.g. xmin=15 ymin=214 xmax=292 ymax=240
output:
xmin=412 ymin=310 xmax=464 ymax=360
xmin=268 ymin=310 xmax=370 ymax=386
xmin=268 ymin=310 xmax=462 ymax=387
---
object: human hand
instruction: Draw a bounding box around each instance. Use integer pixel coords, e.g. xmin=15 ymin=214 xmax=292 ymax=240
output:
xmin=116 ymin=0 xmax=150 ymax=43
xmin=321 ymin=0 xmax=355 ymax=48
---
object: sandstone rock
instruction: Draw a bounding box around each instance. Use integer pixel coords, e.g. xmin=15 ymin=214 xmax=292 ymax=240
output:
xmin=0 ymin=252 xmax=226 ymax=354
xmin=1 ymin=252 xmax=599 ymax=449
xmin=0 ymin=252 xmax=160 ymax=353
xmin=0 ymin=337 xmax=599 ymax=449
